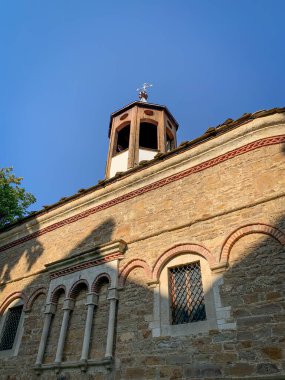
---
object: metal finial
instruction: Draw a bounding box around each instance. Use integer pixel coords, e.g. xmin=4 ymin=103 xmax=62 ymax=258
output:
xmin=136 ymin=83 xmax=153 ymax=102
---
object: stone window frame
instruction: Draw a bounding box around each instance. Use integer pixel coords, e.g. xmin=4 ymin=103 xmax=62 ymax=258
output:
xmin=157 ymin=253 xmax=218 ymax=337
xmin=148 ymin=242 xmax=237 ymax=337
xmin=0 ymin=297 xmax=25 ymax=358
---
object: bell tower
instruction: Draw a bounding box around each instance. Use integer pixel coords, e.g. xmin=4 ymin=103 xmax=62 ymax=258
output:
xmin=105 ymin=84 xmax=179 ymax=179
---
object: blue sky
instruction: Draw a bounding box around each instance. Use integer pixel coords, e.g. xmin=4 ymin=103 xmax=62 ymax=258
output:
xmin=1 ymin=0 xmax=284 ymax=211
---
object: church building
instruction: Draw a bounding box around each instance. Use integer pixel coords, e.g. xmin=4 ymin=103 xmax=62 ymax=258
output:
xmin=0 ymin=88 xmax=284 ymax=379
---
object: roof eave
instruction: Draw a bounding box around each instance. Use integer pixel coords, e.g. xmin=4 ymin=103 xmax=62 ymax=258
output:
xmin=108 ymin=101 xmax=179 ymax=137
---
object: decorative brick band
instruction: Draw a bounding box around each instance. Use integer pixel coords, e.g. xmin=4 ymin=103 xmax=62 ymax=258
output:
xmin=50 ymin=285 xmax=66 ymax=303
xmin=119 ymin=259 xmax=152 ymax=286
xmin=0 ymin=135 xmax=284 ymax=254
xmin=92 ymin=273 xmax=111 ymax=292
xmin=152 ymin=243 xmax=216 ymax=281
xmin=220 ymin=223 xmax=285 ymax=263
xmin=68 ymin=279 xmax=89 ymax=299
xmin=49 ymin=252 xmax=123 ymax=280
xmin=0 ymin=291 xmax=27 ymax=315
xmin=26 ymin=287 xmax=47 ymax=311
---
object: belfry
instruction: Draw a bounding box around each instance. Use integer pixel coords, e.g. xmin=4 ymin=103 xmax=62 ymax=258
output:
xmin=105 ymin=84 xmax=179 ymax=178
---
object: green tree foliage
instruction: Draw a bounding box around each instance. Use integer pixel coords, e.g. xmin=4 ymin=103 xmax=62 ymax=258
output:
xmin=0 ymin=167 xmax=36 ymax=228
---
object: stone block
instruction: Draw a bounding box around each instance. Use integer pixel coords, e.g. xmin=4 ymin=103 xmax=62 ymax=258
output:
xmin=237 ymin=315 xmax=271 ymax=327
xmin=142 ymin=356 xmax=165 ymax=366
xmin=256 ymin=362 xmax=280 ymax=375
xmin=238 ymin=350 xmax=257 ymax=361
xmin=159 ymin=366 xmax=183 ymax=379
xmin=223 ymin=342 xmax=235 ymax=351
xmin=261 ymin=346 xmax=283 ymax=360
xmin=251 ymin=303 xmax=282 ymax=316
xmin=212 ymin=352 xmax=237 ymax=363
xmin=118 ymin=332 xmax=134 ymax=342
xmin=125 ymin=367 xmax=145 ymax=379
xmin=166 ymin=354 xmax=190 ymax=365
xmin=272 ymin=324 xmax=285 ymax=336
xmin=218 ymin=322 xmax=237 ymax=330
xmin=184 ymin=364 xmax=222 ymax=378
xmin=226 ymin=363 xmax=254 ymax=376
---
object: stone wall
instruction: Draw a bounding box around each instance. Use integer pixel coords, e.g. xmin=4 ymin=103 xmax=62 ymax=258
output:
xmin=0 ymin=121 xmax=284 ymax=379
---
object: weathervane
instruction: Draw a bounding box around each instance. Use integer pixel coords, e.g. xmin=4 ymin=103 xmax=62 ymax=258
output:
xmin=137 ymin=83 xmax=153 ymax=102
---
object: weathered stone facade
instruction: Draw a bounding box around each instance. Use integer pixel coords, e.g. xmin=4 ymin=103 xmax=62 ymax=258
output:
xmin=0 ymin=104 xmax=284 ymax=379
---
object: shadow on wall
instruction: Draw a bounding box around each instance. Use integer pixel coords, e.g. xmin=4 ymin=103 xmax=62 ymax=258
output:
xmin=0 ymin=192 xmax=284 ymax=376
xmin=114 ymin=218 xmax=285 ymax=380
xmin=216 ymin=218 xmax=285 ymax=379
xmin=0 ymin=220 xmax=44 ymax=290
xmin=43 ymin=218 xmax=116 ymax=366
xmin=0 ymin=216 xmax=116 ymax=290
xmin=68 ymin=218 xmax=116 ymax=257
xmin=0 ymin=217 xmax=117 ymax=378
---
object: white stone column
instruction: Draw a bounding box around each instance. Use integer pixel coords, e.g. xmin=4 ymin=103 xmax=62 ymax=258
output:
xmin=149 ymin=281 xmax=161 ymax=337
xmin=105 ymin=287 xmax=118 ymax=358
xmin=55 ymin=298 xmax=74 ymax=364
xmin=35 ymin=303 xmax=56 ymax=366
xmin=80 ymin=292 xmax=99 ymax=362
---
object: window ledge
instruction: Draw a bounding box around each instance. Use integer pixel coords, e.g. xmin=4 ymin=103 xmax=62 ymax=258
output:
xmin=159 ymin=317 xmax=218 ymax=337
xmin=0 ymin=349 xmax=15 ymax=359
xmin=33 ymin=357 xmax=113 ymax=374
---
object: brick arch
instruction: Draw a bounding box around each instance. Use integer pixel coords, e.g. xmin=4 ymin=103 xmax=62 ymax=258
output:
xmin=68 ymin=279 xmax=89 ymax=299
xmin=152 ymin=243 xmax=217 ymax=281
xmin=50 ymin=285 xmax=66 ymax=303
xmin=26 ymin=287 xmax=47 ymax=312
xmin=220 ymin=223 xmax=285 ymax=263
xmin=92 ymin=273 xmax=111 ymax=293
xmin=119 ymin=259 xmax=152 ymax=287
xmin=0 ymin=292 xmax=27 ymax=315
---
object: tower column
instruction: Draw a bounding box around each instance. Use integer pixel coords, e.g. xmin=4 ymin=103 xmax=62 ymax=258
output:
xmin=127 ymin=107 xmax=139 ymax=169
xmin=158 ymin=111 xmax=166 ymax=153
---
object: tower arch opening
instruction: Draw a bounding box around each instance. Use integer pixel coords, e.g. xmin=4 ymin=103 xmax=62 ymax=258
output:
xmin=139 ymin=122 xmax=158 ymax=150
xmin=115 ymin=124 xmax=130 ymax=154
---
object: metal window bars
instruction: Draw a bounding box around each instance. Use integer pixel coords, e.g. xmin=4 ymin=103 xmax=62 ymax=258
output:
xmin=0 ymin=305 xmax=23 ymax=350
xmin=169 ymin=261 xmax=206 ymax=325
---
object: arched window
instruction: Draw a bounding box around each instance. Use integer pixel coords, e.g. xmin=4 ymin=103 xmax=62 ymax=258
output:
xmin=116 ymin=124 xmax=130 ymax=153
xmin=169 ymin=261 xmax=206 ymax=325
xmin=139 ymin=122 xmax=158 ymax=150
xmin=151 ymin=251 xmax=221 ymax=337
xmin=0 ymin=298 xmax=24 ymax=356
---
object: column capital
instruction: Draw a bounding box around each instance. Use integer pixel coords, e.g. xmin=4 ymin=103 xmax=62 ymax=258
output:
xmin=45 ymin=303 xmax=56 ymax=315
xmin=63 ymin=298 xmax=75 ymax=310
xmin=107 ymin=287 xmax=119 ymax=300
xmin=86 ymin=292 xmax=99 ymax=306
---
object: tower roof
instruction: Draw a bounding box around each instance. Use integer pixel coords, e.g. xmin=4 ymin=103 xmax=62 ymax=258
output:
xmin=108 ymin=101 xmax=179 ymax=137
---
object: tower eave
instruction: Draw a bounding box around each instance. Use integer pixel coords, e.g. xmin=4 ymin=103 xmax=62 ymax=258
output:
xmin=108 ymin=101 xmax=179 ymax=137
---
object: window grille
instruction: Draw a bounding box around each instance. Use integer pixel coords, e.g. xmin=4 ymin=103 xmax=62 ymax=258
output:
xmin=169 ymin=262 xmax=206 ymax=325
xmin=0 ymin=305 xmax=23 ymax=350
